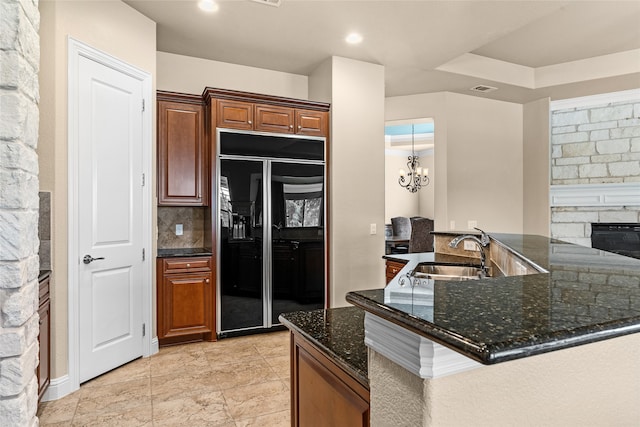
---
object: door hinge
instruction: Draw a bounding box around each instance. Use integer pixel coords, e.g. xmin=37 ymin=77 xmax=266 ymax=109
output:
xmin=142 ymin=98 xmax=145 ymax=112
xmin=142 ymin=248 xmax=145 ymax=261
xmin=142 ymin=323 xmax=146 ymax=337
xmin=141 ymin=173 xmax=145 ymax=187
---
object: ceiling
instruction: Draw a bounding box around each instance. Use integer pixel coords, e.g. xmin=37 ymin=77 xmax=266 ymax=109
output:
xmin=125 ymin=0 xmax=640 ymax=104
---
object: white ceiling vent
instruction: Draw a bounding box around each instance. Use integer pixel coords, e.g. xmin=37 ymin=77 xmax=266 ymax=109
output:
xmin=250 ymin=0 xmax=282 ymax=7
xmin=470 ymin=85 xmax=498 ymax=93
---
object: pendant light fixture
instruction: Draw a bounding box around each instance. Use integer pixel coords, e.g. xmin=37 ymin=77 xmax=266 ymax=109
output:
xmin=398 ymin=124 xmax=429 ymax=193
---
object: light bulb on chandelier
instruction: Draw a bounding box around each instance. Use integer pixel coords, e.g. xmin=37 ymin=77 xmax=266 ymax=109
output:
xmin=398 ymin=124 xmax=430 ymax=192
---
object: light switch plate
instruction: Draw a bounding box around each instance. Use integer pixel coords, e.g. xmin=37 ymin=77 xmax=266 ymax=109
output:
xmin=175 ymin=224 xmax=183 ymax=236
xmin=370 ymin=223 xmax=377 ymax=235
xmin=450 ymin=220 xmax=455 ymax=230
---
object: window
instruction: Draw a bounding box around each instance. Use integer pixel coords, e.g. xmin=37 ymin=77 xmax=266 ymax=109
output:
xmin=283 ymin=183 xmax=323 ymax=227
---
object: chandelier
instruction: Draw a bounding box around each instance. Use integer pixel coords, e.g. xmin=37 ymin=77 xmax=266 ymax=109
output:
xmin=398 ymin=124 xmax=430 ymax=192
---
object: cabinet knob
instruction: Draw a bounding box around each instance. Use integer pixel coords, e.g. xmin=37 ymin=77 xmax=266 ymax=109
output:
xmin=205 ymin=278 xmax=210 ymax=283
xmin=248 ymin=120 xmax=252 ymax=125
xmin=186 ymin=263 xmax=191 ymax=268
xmin=289 ymin=124 xmax=293 ymax=129
xmin=298 ymin=125 xmax=302 ymax=129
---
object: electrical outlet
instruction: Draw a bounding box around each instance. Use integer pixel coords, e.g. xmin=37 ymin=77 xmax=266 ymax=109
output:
xmin=450 ymin=220 xmax=456 ymax=230
xmin=370 ymin=223 xmax=377 ymax=235
xmin=175 ymin=224 xmax=183 ymax=236
xmin=468 ymin=220 xmax=478 ymax=229
xmin=463 ymin=240 xmax=479 ymax=251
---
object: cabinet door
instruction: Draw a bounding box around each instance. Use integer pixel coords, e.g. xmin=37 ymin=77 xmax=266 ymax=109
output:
xmin=37 ymin=299 xmax=50 ymax=401
xmin=293 ymin=334 xmax=369 ymax=427
xmin=160 ymin=272 xmax=213 ymax=339
xmin=295 ymin=109 xmax=328 ymax=137
xmin=385 ymin=260 xmax=406 ymax=284
xmin=255 ymin=104 xmax=294 ymax=134
xmin=217 ymin=99 xmax=254 ymax=130
xmin=158 ymin=100 xmax=207 ymax=206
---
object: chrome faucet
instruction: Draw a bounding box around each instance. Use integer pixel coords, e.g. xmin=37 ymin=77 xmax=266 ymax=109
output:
xmin=449 ymin=228 xmax=490 ymax=274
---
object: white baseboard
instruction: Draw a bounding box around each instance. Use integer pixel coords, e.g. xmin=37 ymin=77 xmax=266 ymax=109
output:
xmin=149 ymin=337 xmax=159 ymax=356
xmin=41 ymin=374 xmax=78 ymax=402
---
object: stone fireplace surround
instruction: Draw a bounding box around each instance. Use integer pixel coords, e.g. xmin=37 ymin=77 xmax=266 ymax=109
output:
xmin=550 ymin=90 xmax=640 ymax=248
xmin=550 ymin=182 xmax=640 ymax=248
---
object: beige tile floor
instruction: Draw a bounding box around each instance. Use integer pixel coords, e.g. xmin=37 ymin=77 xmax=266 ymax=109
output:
xmin=37 ymin=331 xmax=291 ymax=426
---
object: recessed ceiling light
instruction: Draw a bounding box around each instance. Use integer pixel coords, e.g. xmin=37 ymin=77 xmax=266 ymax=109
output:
xmin=198 ymin=0 xmax=219 ymax=13
xmin=345 ymin=33 xmax=363 ymax=45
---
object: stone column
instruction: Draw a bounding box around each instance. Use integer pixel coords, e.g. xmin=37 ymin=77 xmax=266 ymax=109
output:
xmin=0 ymin=0 xmax=41 ymax=425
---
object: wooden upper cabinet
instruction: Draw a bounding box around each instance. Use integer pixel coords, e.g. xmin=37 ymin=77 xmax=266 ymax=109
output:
xmin=205 ymin=88 xmax=330 ymax=137
xmin=255 ymin=104 xmax=294 ymax=134
xmin=217 ymin=99 xmax=254 ymax=130
xmin=158 ymin=96 xmax=207 ymax=206
xmin=296 ymin=109 xmax=328 ymax=137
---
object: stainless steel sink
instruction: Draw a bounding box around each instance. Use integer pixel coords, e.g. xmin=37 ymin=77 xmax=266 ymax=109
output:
xmin=411 ymin=263 xmax=490 ymax=281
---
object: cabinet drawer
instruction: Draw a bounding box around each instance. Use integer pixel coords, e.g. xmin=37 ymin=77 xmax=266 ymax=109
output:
xmin=385 ymin=260 xmax=406 ymax=284
xmin=217 ymin=100 xmax=254 ymax=130
xmin=255 ymin=104 xmax=294 ymax=133
xmin=162 ymin=256 xmax=212 ymax=273
xmin=295 ymin=109 xmax=327 ymax=137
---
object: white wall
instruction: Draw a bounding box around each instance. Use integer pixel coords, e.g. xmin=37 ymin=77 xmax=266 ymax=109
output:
xmin=38 ymin=0 xmax=157 ymax=381
xmin=385 ymin=151 xmax=420 ymax=222
xmin=386 ymin=92 xmax=524 ymax=234
xmin=385 ymin=150 xmax=435 ymax=223
xmin=418 ymin=152 xmax=436 ymax=220
xmin=523 ymin=98 xmax=550 ymax=236
xmin=314 ymin=57 xmax=386 ymax=307
xmin=446 ymin=92 xmax=523 ymax=233
xmin=157 ymin=51 xmax=308 ymax=99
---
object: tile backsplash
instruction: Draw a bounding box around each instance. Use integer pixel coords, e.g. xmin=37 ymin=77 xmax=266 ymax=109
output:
xmin=157 ymin=207 xmax=206 ymax=248
xmin=39 ymin=191 xmax=51 ymax=269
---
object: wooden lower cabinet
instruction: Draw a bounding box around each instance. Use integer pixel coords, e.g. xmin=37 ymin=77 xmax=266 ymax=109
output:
xmin=385 ymin=259 xmax=407 ymax=284
xmin=157 ymin=256 xmax=215 ymax=345
xmin=37 ymin=275 xmax=51 ymax=402
xmin=291 ymin=332 xmax=369 ymax=427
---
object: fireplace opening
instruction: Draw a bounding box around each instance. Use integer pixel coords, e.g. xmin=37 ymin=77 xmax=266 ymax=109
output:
xmin=591 ymin=223 xmax=640 ymax=260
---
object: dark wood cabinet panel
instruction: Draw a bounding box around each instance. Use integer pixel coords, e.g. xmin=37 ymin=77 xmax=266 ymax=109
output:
xmin=157 ymin=257 xmax=215 ymax=345
xmin=37 ymin=276 xmax=50 ymax=402
xmin=217 ymin=99 xmax=254 ymax=130
xmin=385 ymin=259 xmax=406 ymax=284
xmin=295 ymin=109 xmax=328 ymax=137
xmin=291 ymin=332 xmax=369 ymax=427
xmin=158 ymin=98 xmax=207 ymax=206
xmin=255 ymin=104 xmax=294 ymax=134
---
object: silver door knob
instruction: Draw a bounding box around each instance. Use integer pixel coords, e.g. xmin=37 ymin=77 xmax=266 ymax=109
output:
xmin=83 ymin=255 xmax=105 ymax=264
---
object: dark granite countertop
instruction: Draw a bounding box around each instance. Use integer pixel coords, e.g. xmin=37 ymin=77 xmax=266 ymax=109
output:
xmin=157 ymin=248 xmax=213 ymax=258
xmin=348 ymin=233 xmax=640 ymax=365
xmin=279 ymin=307 xmax=368 ymax=389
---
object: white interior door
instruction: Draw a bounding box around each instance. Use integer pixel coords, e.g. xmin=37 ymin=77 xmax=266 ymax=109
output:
xmin=77 ymin=54 xmax=144 ymax=383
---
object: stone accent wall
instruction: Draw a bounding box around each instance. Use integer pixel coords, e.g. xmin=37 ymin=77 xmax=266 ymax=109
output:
xmin=551 ymin=206 xmax=640 ymax=247
xmin=551 ymin=99 xmax=640 ymax=185
xmin=0 ymin=0 xmax=41 ymax=425
xmin=550 ymin=95 xmax=640 ymax=246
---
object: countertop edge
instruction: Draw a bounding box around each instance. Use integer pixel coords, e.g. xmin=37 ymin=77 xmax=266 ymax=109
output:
xmin=347 ymin=286 xmax=640 ymax=365
xmin=279 ymin=314 xmax=369 ymax=388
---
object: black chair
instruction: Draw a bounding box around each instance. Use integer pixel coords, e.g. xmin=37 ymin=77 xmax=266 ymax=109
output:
xmin=408 ymin=217 xmax=434 ymax=253
xmin=390 ymin=217 xmax=411 ymax=253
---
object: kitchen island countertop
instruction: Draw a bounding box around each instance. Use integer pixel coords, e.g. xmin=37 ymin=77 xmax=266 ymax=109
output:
xmin=348 ymin=233 xmax=640 ymax=365
xmin=279 ymin=306 xmax=368 ymax=388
